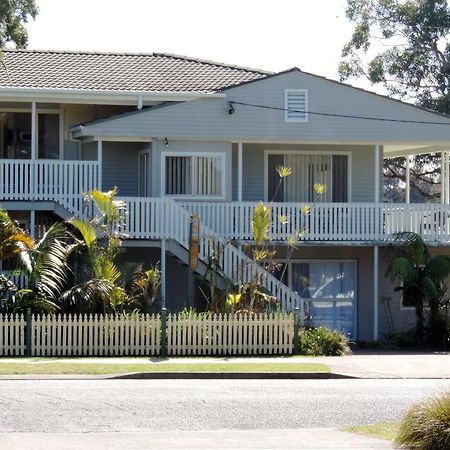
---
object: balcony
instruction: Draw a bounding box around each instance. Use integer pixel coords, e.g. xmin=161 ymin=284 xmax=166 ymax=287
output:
xmin=1 ymin=159 xmax=449 ymax=245
xmin=180 ymin=201 xmax=450 ymax=244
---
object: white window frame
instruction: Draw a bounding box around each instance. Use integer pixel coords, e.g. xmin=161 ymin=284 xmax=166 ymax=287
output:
xmin=285 ymin=89 xmax=308 ymax=123
xmin=161 ymin=151 xmax=226 ymax=200
xmin=263 ymin=149 xmax=352 ymax=202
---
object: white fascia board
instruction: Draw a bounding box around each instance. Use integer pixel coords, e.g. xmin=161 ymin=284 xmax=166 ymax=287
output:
xmin=0 ymin=87 xmax=225 ymax=105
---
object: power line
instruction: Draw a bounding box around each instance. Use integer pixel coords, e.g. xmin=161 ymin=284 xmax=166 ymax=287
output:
xmin=228 ymin=101 xmax=450 ymax=126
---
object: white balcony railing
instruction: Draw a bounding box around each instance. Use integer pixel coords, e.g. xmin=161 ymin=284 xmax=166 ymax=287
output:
xmin=0 ymin=159 xmax=100 ymax=215
xmin=180 ymin=201 xmax=450 ymax=243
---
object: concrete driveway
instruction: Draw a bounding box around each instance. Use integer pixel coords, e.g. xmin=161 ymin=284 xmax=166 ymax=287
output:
xmin=315 ymin=350 xmax=450 ymax=379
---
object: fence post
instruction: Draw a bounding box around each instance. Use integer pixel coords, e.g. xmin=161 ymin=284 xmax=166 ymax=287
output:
xmin=25 ymin=308 xmax=32 ymax=357
xmin=161 ymin=308 xmax=167 ymax=357
xmin=293 ymin=307 xmax=300 ymax=355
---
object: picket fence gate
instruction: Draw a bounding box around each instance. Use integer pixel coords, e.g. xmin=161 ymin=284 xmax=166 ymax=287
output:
xmin=0 ymin=312 xmax=296 ymax=357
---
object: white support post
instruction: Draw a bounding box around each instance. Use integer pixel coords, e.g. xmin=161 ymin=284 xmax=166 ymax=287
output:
xmin=374 ymin=145 xmax=381 ymax=239
xmin=31 ymin=102 xmax=37 ymax=160
xmin=373 ymin=245 xmax=379 ymax=342
xmin=405 ymin=155 xmax=411 ymax=204
xmin=441 ymin=151 xmax=446 ymax=204
xmin=237 ymin=142 xmax=243 ymax=202
xmin=97 ymin=140 xmax=103 ymax=190
xmin=161 ymin=238 xmax=166 ymax=309
xmin=29 ymin=210 xmax=35 ymax=240
xmin=445 ymin=151 xmax=450 ymax=205
xmin=374 ymin=145 xmax=381 ymax=203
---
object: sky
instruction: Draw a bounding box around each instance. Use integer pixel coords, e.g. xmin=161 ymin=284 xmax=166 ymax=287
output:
xmin=25 ymin=0 xmax=376 ymax=89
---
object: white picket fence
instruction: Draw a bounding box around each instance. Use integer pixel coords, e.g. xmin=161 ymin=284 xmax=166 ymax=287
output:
xmin=0 ymin=313 xmax=295 ymax=357
xmin=167 ymin=313 xmax=294 ymax=356
xmin=30 ymin=314 xmax=161 ymax=356
xmin=0 ymin=314 xmax=26 ymax=356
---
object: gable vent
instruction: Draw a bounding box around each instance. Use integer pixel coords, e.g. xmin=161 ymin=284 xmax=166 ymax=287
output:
xmin=285 ymin=89 xmax=308 ymax=122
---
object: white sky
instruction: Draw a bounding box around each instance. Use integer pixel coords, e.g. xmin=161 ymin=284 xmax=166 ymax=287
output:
xmin=25 ymin=0 xmax=377 ymax=90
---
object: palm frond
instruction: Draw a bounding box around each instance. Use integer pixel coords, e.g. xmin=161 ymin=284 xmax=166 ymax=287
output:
xmin=426 ymin=255 xmax=450 ymax=282
xmin=420 ymin=276 xmax=441 ymax=303
xmin=32 ymin=223 xmax=76 ymax=302
xmin=70 ymin=218 xmax=97 ymax=252
xmin=60 ymin=278 xmax=115 ymax=307
xmin=386 ymin=255 xmax=418 ymax=284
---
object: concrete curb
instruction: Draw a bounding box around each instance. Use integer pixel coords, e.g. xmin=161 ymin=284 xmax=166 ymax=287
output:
xmin=0 ymin=371 xmax=355 ymax=381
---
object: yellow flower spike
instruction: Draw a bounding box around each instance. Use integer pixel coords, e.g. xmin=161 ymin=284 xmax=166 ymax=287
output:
xmin=276 ymin=165 xmax=292 ymax=178
xmin=287 ymin=235 xmax=298 ymax=247
xmin=314 ymin=183 xmax=327 ymax=195
xmin=278 ymin=214 xmax=289 ymax=225
xmin=226 ymin=293 xmax=242 ymax=306
xmin=301 ymin=204 xmax=312 ymax=216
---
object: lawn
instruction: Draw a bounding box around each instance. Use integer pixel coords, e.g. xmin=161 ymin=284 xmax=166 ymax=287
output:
xmin=0 ymin=362 xmax=329 ymax=375
xmin=344 ymin=422 xmax=399 ymax=441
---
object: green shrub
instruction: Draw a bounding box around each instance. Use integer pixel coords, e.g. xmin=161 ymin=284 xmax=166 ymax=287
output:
xmin=299 ymin=326 xmax=351 ymax=356
xmin=395 ymin=391 xmax=450 ymax=450
xmin=377 ymin=328 xmax=417 ymax=350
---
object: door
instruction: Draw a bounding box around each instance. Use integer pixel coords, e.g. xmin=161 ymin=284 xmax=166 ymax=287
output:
xmin=138 ymin=149 xmax=150 ymax=196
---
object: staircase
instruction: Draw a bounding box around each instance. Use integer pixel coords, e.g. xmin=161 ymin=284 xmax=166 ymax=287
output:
xmin=120 ymin=197 xmax=302 ymax=311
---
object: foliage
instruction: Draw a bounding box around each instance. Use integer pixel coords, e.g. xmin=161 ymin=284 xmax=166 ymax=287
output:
xmin=385 ymin=232 xmax=450 ymax=346
xmin=384 ymin=154 xmax=442 ymax=203
xmin=0 ymin=0 xmax=38 ymax=49
xmin=64 ymin=188 xmax=127 ymax=313
xmin=122 ymin=264 xmax=161 ymax=312
xmin=0 ymin=209 xmax=33 ymax=269
xmin=395 ymin=390 xmax=450 ymax=450
xmin=376 ymin=328 xmax=418 ymax=350
xmin=8 ymin=222 xmax=76 ymax=314
xmin=299 ymin=326 xmax=351 ymax=356
xmin=340 ymin=0 xmax=450 ymax=201
xmin=339 ymin=0 xmax=450 ymax=113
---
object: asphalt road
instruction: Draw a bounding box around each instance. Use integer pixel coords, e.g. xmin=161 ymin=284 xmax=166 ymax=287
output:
xmin=0 ymin=379 xmax=448 ymax=433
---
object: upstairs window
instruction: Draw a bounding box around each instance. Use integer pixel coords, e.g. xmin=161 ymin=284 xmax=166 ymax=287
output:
xmin=163 ymin=153 xmax=225 ymax=199
xmin=266 ymin=152 xmax=349 ymax=202
xmin=285 ymin=89 xmax=308 ymax=122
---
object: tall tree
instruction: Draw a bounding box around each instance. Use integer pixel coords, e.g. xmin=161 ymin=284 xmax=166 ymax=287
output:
xmin=339 ymin=0 xmax=450 ymax=112
xmin=0 ymin=0 xmax=38 ymax=49
xmin=339 ymin=0 xmax=450 ymax=202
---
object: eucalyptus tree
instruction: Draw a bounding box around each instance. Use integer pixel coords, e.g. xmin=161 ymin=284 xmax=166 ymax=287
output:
xmin=339 ymin=0 xmax=450 ymax=201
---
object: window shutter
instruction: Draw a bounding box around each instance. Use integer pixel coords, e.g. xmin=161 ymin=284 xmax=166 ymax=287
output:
xmin=285 ymin=89 xmax=308 ymax=122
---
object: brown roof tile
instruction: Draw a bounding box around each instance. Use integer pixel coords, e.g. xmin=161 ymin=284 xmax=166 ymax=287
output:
xmin=0 ymin=49 xmax=270 ymax=93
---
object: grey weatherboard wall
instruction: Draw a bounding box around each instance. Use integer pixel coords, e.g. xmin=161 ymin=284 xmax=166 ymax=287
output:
xmin=76 ymin=70 xmax=450 ymax=144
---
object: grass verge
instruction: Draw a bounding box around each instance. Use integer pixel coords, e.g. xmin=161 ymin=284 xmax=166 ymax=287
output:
xmin=344 ymin=422 xmax=399 ymax=441
xmin=0 ymin=362 xmax=329 ymax=375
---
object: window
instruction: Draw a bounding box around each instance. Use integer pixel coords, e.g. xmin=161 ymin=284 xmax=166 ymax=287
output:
xmin=285 ymin=89 xmax=308 ymax=122
xmin=0 ymin=110 xmax=61 ymax=159
xmin=291 ymin=260 xmax=357 ymax=338
xmin=163 ymin=153 xmax=225 ymax=198
xmin=266 ymin=152 xmax=349 ymax=202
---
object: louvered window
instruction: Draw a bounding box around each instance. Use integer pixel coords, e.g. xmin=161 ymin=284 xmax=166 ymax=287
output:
xmin=285 ymin=89 xmax=308 ymax=122
xmin=163 ymin=153 xmax=225 ymax=198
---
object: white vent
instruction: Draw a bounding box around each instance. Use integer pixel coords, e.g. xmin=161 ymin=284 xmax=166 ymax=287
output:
xmin=285 ymin=89 xmax=308 ymax=122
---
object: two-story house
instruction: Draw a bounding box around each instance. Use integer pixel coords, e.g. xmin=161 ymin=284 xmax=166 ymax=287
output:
xmin=1 ymin=49 xmax=450 ymax=342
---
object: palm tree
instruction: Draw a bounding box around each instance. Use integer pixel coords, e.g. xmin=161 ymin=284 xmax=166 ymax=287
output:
xmin=0 ymin=209 xmax=33 ymax=268
xmin=14 ymin=222 xmax=76 ymax=313
xmin=62 ymin=188 xmax=126 ymax=313
xmin=386 ymin=232 xmax=450 ymax=345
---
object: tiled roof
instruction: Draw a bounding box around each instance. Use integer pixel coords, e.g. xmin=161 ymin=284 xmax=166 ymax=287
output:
xmin=0 ymin=49 xmax=270 ymax=93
